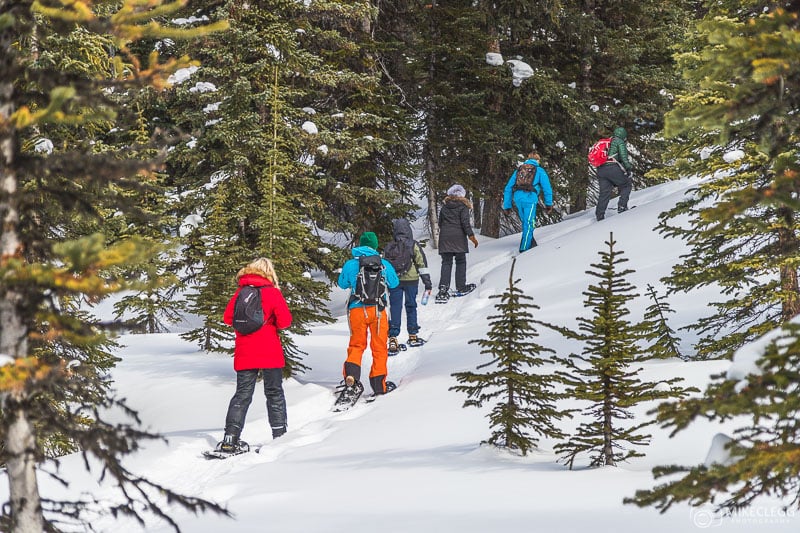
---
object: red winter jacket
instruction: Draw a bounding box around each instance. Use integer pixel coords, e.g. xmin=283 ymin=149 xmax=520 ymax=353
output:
xmin=223 ymin=273 xmax=292 ymax=371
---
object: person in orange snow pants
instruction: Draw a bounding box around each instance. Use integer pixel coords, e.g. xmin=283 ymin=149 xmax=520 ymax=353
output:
xmin=345 ymin=306 xmax=389 ymax=394
xmin=336 ymin=231 xmax=400 ymax=395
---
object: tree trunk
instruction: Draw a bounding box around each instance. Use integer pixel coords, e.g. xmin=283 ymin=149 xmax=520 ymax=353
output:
xmin=427 ymin=179 xmax=439 ymax=249
xmin=506 ymin=380 xmax=515 ymax=448
xmin=778 ymin=209 xmax=800 ymax=321
xmin=6 ymin=409 xmax=42 ymax=533
xmin=572 ymin=0 xmax=597 ymax=213
xmin=480 ymin=186 xmax=503 ymax=238
xmin=602 ymin=375 xmax=615 ymax=466
xmin=1 ymin=4 xmax=45 ymax=529
xmin=478 ymin=11 xmax=504 ymax=239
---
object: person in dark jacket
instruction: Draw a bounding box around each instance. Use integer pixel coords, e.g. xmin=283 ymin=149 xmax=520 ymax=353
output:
xmin=502 ymin=151 xmax=554 ymax=253
xmin=218 ymin=257 xmax=293 ymax=453
xmin=595 ymin=126 xmax=633 ymax=221
xmin=386 ymin=218 xmax=433 ymax=352
xmin=436 ymin=184 xmax=478 ymax=303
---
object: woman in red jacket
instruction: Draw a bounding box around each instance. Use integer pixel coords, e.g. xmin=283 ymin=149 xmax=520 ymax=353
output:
xmin=217 ymin=258 xmax=292 ymax=453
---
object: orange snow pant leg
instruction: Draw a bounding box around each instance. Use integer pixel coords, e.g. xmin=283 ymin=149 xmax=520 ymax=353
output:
xmin=344 ymin=306 xmax=389 ymax=394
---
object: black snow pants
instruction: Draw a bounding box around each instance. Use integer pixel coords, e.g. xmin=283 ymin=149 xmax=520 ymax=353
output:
xmin=224 ymin=367 xmax=287 ymax=438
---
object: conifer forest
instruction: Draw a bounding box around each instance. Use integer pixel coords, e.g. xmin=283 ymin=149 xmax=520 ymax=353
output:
xmin=1 ymin=1 xmax=799 ymax=531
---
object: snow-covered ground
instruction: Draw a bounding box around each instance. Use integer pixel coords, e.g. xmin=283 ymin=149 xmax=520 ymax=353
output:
xmin=3 ymin=178 xmax=799 ymax=532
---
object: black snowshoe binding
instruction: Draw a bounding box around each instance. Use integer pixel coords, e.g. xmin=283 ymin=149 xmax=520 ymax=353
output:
xmin=332 ymin=377 xmax=364 ymax=412
xmin=204 ymin=434 xmax=250 ymax=459
xmin=450 ymin=283 xmax=476 ymax=298
xmin=388 ymin=336 xmax=409 ymax=356
xmin=434 ymin=286 xmax=450 ymax=304
xmin=407 ymin=335 xmax=425 ymax=348
xmin=365 ymin=380 xmax=397 ymax=403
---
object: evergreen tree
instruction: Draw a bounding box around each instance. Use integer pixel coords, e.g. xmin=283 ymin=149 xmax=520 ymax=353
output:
xmin=549 ymin=233 xmax=691 ymax=468
xmin=380 ymin=0 xmax=687 ymax=240
xmin=656 ymin=3 xmax=800 ymax=359
xmin=158 ymin=0 xmax=416 ymax=370
xmin=450 ymin=259 xmax=568 ymax=455
xmin=539 ymin=0 xmax=689 ymax=213
xmin=641 ymin=283 xmax=684 ymax=360
xmin=0 ymin=1 xmax=227 ymax=530
xmin=628 ymin=321 xmax=800 ymax=514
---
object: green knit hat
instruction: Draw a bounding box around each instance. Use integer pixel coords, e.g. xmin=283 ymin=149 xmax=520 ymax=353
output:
xmin=359 ymin=231 xmax=378 ymax=250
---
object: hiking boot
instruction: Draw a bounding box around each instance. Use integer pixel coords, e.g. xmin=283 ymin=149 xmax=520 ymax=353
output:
xmin=385 ymin=381 xmax=397 ymax=394
xmin=217 ymin=433 xmax=239 ymax=453
xmin=407 ymin=334 xmax=424 ymax=347
xmin=334 ymin=378 xmax=365 ymax=410
xmin=618 ymin=206 xmax=628 ymax=213
xmin=435 ymin=286 xmax=450 ymax=304
xmin=272 ymin=426 xmax=287 ymax=439
xmin=388 ymin=336 xmax=399 ymax=353
xmin=453 ymin=283 xmax=476 ymax=297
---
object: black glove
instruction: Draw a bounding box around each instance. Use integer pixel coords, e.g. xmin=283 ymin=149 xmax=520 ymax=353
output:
xmin=544 ymin=205 xmax=553 ymax=215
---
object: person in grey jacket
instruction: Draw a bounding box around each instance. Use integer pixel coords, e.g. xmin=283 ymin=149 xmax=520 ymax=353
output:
xmin=595 ymin=126 xmax=633 ymax=221
xmin=435 ymin=184 xmax=478 ymax=303
xmin=386 ymin=218 xmax=433 ymax=352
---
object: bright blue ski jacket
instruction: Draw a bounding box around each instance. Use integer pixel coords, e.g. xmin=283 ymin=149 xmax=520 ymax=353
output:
xmin=502 ymin=159 xmax=553 ymax=211
xmin=337 ymin=246 xmax=400 ymax=309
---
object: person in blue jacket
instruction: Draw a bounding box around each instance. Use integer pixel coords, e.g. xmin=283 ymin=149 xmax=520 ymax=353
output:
xmin=502 ymin=151 xmax=553 ymax=253
xmin=337 ymin=231 xmax=400 ymax=396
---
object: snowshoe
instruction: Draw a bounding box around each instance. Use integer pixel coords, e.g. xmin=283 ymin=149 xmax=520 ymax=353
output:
xmin=434 ymin=287 xmax=450 ymax=304
xmin=332 ymin=378 xmax=364 ymax=412
xmin=387 ymin=336 xmax=404 ymax=356
xmin=450 ymin=283 xmax=476 ymax=298
xmin=407 ymin=335 xmax=426 ymax=348
xmin=203 ymin=435 xmax=250 ymax=460
xmin=388 ymin=343 xmax=408 ymax=356
xmin=365 ymin=381 xmax=397 ymax=403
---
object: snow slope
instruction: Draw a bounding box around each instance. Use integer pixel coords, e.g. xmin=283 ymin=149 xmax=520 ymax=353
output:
xmin=3 ymin=178 xmax=798 ymax=532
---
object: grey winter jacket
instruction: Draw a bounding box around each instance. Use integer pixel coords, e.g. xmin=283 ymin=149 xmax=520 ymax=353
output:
xmin=437 ymin=196 xmax=474 ymax=254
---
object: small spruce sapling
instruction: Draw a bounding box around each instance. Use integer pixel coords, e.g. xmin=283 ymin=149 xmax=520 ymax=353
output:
xmin=450 ymin=259 xmax=569 ymax=455
xmin=547 ymin=233 xmax=693 ymax=468
xmin=641 ymin=284 xmax=685 ymax=360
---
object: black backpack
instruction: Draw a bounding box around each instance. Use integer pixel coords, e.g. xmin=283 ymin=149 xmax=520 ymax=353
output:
xmin=383 ymin=239 xmax=414 ymax=276
xmin=351 ymin=255 xmax=388 ymax=309
xmin=513 ymin=163 xmax=538 ymax=192
xmin=232 ymin=285 xmax=267 ymax=335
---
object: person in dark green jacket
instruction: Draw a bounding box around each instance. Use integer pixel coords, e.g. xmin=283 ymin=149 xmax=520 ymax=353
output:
xmin=595 ymin=126 xmax=633 ymax=221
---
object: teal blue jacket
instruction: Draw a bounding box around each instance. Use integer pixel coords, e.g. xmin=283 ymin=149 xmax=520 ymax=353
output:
xmin=337 ymin=246 xmax=399 ymax=309
xmin=502 ymin=159 xmax=554 ymax=210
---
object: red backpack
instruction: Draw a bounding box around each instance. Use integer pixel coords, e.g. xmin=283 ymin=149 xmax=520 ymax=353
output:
xmin=587 ymin=138 xmax=612 ymax=168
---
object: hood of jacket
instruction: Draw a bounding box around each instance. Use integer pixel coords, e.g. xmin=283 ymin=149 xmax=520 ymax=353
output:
xmin=392 ymin=218 xmax=414 ymax=245
xmin=350 ymin=245 xmax=380 ymax=258
xmin=238 ymin=273 xmax=274 ymax=287
xmin=443 ymin=196 xmax=473 ymax=210
xmin=613 ymin=127 xmax=628 ymax=140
